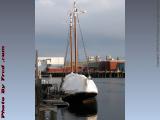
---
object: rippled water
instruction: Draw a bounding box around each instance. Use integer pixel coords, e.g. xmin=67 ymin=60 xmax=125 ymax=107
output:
xmin=40 ymin=78 xmax=125 ymax=120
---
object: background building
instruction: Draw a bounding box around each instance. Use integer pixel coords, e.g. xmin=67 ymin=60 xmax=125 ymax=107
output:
xmin=38 ymin=57 xmax=64 ymax=71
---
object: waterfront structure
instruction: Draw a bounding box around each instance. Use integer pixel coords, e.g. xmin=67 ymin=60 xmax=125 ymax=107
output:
xmin=42 ymin=58 xmax=125 ymax=73
xmin=38 ymin=57 xmax=64 ymax=71
xmin=100 ymin=60 xmax=125 ymax=72
xmin=38 ymin=57 xmax=64 ymax=66
xmin=88 ymin=56 xmax=101 ymax=62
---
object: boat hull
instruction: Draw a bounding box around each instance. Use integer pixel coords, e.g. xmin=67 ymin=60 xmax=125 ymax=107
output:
xmin=68 ymin=97 xmax=98 ymax=117
xmin=61 ymin=73 xmax=98 ymax=105
xmin=62 ymin=92 xmax=97 ymax=104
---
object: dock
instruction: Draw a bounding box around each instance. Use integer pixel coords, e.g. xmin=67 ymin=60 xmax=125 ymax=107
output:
xmin=41 ymin=71 xmax=125 ymax=78
xmin=42 ymin=99 xmax=69 ymax=107
xmin=36 ymin=51 xmax=69 ymax=120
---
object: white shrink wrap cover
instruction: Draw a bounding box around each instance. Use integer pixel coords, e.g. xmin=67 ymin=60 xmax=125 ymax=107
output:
xmin=62 ymin=72 xmax=98 ymax=94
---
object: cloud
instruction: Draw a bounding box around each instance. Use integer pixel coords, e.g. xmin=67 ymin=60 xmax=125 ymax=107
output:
xmin=36 ymin=0 xmax=124 ymax=35
xmin=36 ymin=0 xmax=125 ymax=57
xmin=36 ymin=0 xmax=56 ymax=6
xmin=69 ymin=0 xmax=124 ymax=12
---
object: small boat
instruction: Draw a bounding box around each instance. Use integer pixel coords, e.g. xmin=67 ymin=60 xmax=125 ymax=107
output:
xmin=61 ymin=1 xmax=98 ymax=104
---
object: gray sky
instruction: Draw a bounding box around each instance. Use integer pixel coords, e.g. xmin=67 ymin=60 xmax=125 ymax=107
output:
xmin=35 ymin=0 xmax=125 ymax=60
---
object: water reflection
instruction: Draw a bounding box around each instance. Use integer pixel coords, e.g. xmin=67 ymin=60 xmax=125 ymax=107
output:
xmin=59 ymin=98 xmax=98 ymax=120
xmin=39 ymin=110 xmax=57 ymax=120
xmin=38 ymin=78 xmax=124 ymax=120
xmin=39 ymin=98 xmax=98 ymax=120
xmin=68 ymin=98 xmax=98 ymax=117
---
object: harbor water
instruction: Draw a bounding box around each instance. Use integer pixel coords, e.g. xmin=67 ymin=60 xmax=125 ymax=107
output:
xmin=40 ymin=78 xmax=125 ymax=120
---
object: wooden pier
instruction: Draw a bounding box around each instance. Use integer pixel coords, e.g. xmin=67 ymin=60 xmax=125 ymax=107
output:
xmin=41 ymin=71 xmax=125 ymax=78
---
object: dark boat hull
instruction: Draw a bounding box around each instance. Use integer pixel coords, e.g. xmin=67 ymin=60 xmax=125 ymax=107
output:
xmin=62 ymin=92 xmax=97 ymax=105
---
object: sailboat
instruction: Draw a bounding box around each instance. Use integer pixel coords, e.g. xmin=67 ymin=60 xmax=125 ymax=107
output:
xmin=61 ymin=1 xmax=98 ymax=104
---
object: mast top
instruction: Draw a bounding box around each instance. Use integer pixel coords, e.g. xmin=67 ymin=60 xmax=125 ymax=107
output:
xmin=69 ymin=0 xmax=86 ymax=16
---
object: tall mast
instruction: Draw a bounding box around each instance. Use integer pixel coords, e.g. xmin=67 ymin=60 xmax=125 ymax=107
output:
xmin=70 ymin=13 xmax=73 ymax=72
xmin=74 ymin=1 xmax=78 ymax=73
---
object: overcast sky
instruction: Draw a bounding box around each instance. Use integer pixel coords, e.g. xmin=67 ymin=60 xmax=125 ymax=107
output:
xmin=35 ymin=0 xmax=125 ymax=60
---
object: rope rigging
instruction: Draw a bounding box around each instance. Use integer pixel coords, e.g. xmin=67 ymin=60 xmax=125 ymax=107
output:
xmin=63 ymin=11 xmax=91 ymax=77
xmin=63 ymin=24 xmax=70 ymax=76
xmin=77 ymin=15 xmax=90 ymax=76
